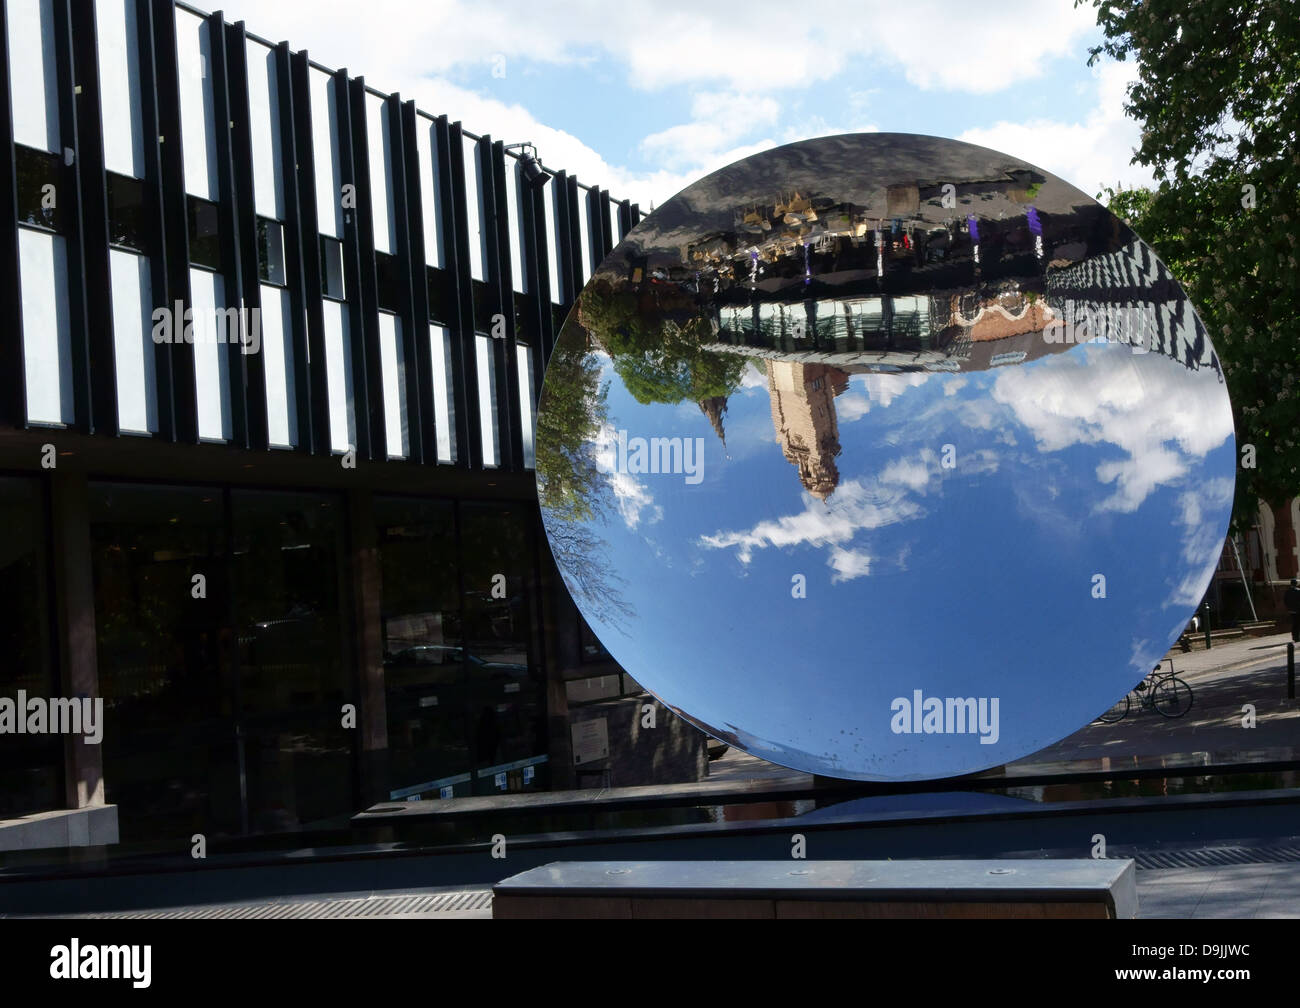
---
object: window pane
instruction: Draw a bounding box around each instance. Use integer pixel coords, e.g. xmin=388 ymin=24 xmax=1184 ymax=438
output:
xmin=231 ymin=490 xmax=353 ymax=834
xmin=256 ymin=217 xmax=285 ymax=285
xmin=430 ymin=324 xmax=457 ymax=463
xmin=376 ymin=497 xmax=467 ymax=798
xmin=107 ymin=172 xmax=149 ymax=251
xmin=426 ymin=266 xmax=451 ymax=324
xmin=320 ymin=235 xmax=345 ymax=299
xmin=375 ymin=251 xmax=400 ymax=313
xmin=475 ymin=333 xmax=499 ymax=468
xmin=90 ymin=484 xmax=240 ymax=843
xmin=15 ymin=145 xmax=63 ymax=232
xmin=458 ymin=503 xmax=546 ymax=794
xmin=516 ymin=342 xmax=535 ymax=469
xmin=187 ymin=195 xmax=221 ymax=270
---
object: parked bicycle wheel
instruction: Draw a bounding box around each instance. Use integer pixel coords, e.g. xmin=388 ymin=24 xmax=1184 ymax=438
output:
xmin=1096 ymin=692 xmax=1131 ymax=724
xmin=1151 ymin=675 xmax=1193 ymax=718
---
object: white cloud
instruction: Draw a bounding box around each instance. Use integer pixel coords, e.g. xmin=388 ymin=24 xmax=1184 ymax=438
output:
xmin=215 ymin=0 xmax=1096 ymax=95
xmin=1166 ymin=478 xmax=1235 ymax=609
xmin=829 ymin=546 xmax=873 ymax=582
xmin=958 ymin=59 xmax=1152 ymax=198
xmin=991 ymin=345 xmax=1234 ymax=514
xmin=699 ymin=478 xmax=922 ymax=565
xmin=593 ymin=423 xmax=663 ymax=530
xmin=209 ymin=0 xmax=1110 ymax=208
xmin=641 ymin=92 xmax=782 ymax=171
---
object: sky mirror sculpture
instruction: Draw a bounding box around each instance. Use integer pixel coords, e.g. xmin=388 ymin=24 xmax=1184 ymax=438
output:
xmin=536 ymin=133 xmax=1235 ymax=781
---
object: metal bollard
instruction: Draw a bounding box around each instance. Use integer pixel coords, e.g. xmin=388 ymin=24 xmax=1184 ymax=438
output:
xmin=1203 ymin=602 xmax=1211 ymax=651
xmin=1289 ymin=643 xmax=1295 ymax=701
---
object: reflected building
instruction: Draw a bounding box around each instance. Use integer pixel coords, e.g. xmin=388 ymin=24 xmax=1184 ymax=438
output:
xmin=767 ymin=361 xmax=850 ymax=499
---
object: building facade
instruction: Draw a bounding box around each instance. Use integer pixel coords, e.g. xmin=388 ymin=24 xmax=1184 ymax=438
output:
xmin=0 ymin=0 xmax=705 ymax=851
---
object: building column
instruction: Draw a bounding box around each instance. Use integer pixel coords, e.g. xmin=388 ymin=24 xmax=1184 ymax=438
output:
xmin=50 ymin=466 xmax=104 ymax=809
xmin=348 ymin=488 xmax=388 ymax=805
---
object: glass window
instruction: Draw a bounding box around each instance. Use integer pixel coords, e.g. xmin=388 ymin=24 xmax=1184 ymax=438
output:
xmin=475 ymin=333 xmax=499 ymax=468
xmin=230 ymin=490 xmax=354 ymax=834
xmin=320 ymin=236 xmax=345 ymax=300
xmin=462 ymin=133 xmax=486 ymax=281
xmin=187 ymin=195 xmax=221 ymax=270
xmin=90 ymin=483 xmax=355 ymax=842
xmin=90 ymin=483 xmax=239 ymax=843
xmin=430 ymin=324 xmax=457 ymax=464
xmin=0 ymin=477 xmax=60 ymax=820
xmin=471 ymin=279 xmax=495 ymax=335
xmin=375 ymin=251 xmax=400 ymax=313
xmin=15 ymin=145 xmax=64 ymax=232
xmin=107 ymin=172 xmax=149 ymax=252
xmin=458 ymin=503 xmax=546 ymax=794
xmin=256 ymin=217 xmax=285 ymax=285
xmin=375 ymin=497 xmax=467 ymax=797
xmin=426 ymin=266 xmax=451 ymax=325
xmin=516 ymin=342 xmax=536 ymax=469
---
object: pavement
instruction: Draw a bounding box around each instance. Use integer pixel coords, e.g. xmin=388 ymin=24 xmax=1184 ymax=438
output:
xmin=8 ymin=632 xmax=1299 ymax=920
xmin=1009 ymin=631 xmax=1300 ymax=774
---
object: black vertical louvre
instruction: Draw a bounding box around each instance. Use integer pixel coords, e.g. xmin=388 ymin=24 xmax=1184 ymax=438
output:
xmin=592 ymin=185 xmax=613 ymax=264
xmin=484 ymin=138 xmax=520 ymax=471
xmin=441 ymin=118 xmax=480 ymax=470
xmin=517 ymin=150 xmax=549 ymax=405
xmin=617 ymin=198 xmax=633 ymax=241
xmin=563 ymin=174 xmax=583 ymax=305
xmin=151 ymin=0 xmax=197 ymax=444
xmin=68 ymin=0 xmax=117 ymax=435
xmin=223 ymin=19 xmax=268 ymax=451
xmin=286 ymin=47 xmax=328 ymax=455
xmin=207 ymin=12 xmax=250 ymax=449
xmin=392 ymin=97 xmax=429 ymax=464
xmin=334 ymin=70 xmax=377 ymax=460
xmin=0 ymin=3 xmax=23 ymax=429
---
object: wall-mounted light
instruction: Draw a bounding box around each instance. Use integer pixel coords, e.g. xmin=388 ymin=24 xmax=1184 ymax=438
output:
xmin=505 ymin=142 xmax=550 ymax=190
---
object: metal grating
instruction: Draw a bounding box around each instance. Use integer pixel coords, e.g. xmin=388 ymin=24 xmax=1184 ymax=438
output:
xmin=1134 ymin=845 xmax=1300 ymax=871
xmin=16 ymin=889 xmax=493 ymax=920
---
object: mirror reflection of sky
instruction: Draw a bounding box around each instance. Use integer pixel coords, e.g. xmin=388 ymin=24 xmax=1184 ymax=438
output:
xmin=560 ymin=339 xmax=1233 ymax=780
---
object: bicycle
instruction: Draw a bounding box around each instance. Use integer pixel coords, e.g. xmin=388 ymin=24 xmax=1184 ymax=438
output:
xmin=1095 ymin=659 xmax=1194 ymax=723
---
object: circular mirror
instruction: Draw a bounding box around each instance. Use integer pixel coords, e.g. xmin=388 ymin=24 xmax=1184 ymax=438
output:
xmin=536 ymin=133 xmax=1234 ymax=780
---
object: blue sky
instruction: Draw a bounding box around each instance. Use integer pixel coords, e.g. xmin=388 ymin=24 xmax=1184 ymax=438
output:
xmin=214 ymin=0 xmax=1153 ymax=210
xmin=556 ymin=342 xmax=1234 ymax=780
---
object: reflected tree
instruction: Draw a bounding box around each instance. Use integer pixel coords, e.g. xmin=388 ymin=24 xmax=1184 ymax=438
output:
xmin=535 ymin=333 xmax=632 ymax=629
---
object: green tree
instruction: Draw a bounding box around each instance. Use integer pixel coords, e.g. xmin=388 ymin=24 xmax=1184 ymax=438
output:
xmin=1082 ymin=0 xmax=1300 ymax=528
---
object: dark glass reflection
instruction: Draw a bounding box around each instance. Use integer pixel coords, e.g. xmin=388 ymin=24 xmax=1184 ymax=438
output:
xmin=0 ymin=478 xmax=60 ymax=819
xmin=231 ymin=491 xmax=353 ymax=833
xmin=536 ymin=133 xmax=1236 ymax=781
xmin=107 ymin=172 xmax=149 ymax=252
xmin=255 ymin=216 xmax=285 ymax=285
xmin=320 ymin=236 xmax=345 ymax=300
xmin=15 ymin=145 xmax=64 ymax=232
xmin=91 ymin=484 xmax=239 ymax=842
xmin=377 ymin=498 xmax=547 ymax=800
xmin=91 ymin=484 xmax=355 ymax=840
xmin=187 ymin=196 xmax=221 ymax=271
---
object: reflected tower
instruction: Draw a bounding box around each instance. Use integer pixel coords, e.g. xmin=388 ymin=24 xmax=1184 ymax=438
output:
xmin=766 ymin=362 xmax=850 ymax=499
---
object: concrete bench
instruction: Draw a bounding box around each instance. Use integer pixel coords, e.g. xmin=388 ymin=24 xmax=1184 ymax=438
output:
xmin=493 ymin=859 xmax=1137 ymax=919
